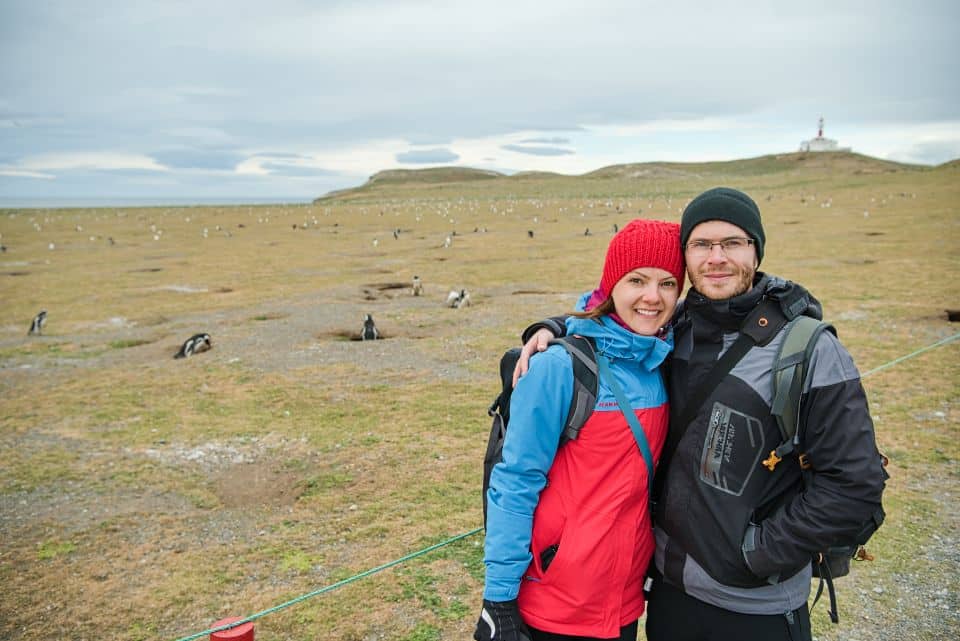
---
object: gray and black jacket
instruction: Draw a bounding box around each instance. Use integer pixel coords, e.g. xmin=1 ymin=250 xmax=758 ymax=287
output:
xmin=524 ymin=274 xmax=886 ymax=615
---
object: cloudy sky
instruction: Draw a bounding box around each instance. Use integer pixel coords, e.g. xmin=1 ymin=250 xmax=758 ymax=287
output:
xmin=1 ymin=1 xmax=958 ymax=205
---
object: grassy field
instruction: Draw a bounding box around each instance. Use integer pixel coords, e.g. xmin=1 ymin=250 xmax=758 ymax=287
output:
xmin=1 ymin=152 xmax=958 ymax=640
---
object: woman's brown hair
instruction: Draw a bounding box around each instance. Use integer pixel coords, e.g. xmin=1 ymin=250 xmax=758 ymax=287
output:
xmin=570 ymin=296 xmax=614 ymax=321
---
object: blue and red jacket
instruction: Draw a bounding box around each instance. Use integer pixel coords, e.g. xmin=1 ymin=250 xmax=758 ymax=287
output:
xmin=483 ymin=313 xmax=671 ymax=637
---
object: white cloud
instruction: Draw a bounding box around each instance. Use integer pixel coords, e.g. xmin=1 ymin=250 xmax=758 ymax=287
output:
xmin=15 ymin=152 xmax=168 ymax=172
xmin=586 ymin=118 xmax=754 ymax=137
xmin=292 ymin=140 xmax=416 ymax=175
xmin=0 ymin=168 xmax=55 ymax=179
xmin=845 ymin=120 xmax=960 ymax=165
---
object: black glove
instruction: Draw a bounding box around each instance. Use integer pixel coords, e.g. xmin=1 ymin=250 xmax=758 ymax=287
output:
xmin=473 ymin=599 xmax=532 ymax=641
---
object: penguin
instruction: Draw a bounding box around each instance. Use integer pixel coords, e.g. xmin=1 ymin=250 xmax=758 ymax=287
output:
xmin=174 ymin=333 xmax=212 ymax=359
xmin=361 ymin=314 xmax=379 ymax=341
xmin=446 ymin=289 xmax=471 ymax=309
xmin=28 ymin=310 xmax=47 ymax=336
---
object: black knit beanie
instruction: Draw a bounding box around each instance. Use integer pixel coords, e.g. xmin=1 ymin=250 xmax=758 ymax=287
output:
xmin=680 ymin=187 xmax=765 ymax=264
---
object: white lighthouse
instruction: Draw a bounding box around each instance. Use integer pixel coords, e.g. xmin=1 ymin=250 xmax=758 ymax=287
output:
xmin=799 ymin=117 xmax=850 ymax=153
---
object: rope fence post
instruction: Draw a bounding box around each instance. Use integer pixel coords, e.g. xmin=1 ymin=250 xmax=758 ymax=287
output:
xmin=209 ymin=617 xmax=254 ymax=641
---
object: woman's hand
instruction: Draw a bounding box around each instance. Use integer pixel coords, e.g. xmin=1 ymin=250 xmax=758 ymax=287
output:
xmin=474 ymin=599 xmax=532 ymax=641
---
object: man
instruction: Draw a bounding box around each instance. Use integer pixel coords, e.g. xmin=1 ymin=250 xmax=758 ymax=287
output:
xmin=507 ymin=187 xmax=886 ymax=641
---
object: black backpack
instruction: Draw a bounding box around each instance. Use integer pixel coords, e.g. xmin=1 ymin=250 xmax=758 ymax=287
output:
xmin=482 ymin=336 xmax=598 ymax=528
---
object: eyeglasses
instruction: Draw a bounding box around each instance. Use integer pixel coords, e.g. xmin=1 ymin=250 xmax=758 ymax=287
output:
xmin=685 ymin=237 xmax=755 ymax=256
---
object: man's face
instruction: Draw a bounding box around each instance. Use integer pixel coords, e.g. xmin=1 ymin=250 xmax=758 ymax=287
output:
xmin=684 ymin=220 xmax=759 ymax=300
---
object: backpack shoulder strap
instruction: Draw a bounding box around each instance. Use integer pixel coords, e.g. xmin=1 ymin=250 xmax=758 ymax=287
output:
xmin=668 ymin=297 xmax=786 ymax=452
xmin=482 ymin=335 xmax=597 ymax=529
xmin=769 ymin=316 xmax=846 ymax=620
xmin=549 ymin=335 xmax=599 ymax=442
xmin=770 ymin=316 xmax=836 ymax=457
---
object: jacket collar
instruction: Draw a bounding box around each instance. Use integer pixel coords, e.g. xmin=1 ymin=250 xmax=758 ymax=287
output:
xmin=566 ymin=315 xmax=673 ymax=372
xmin=682 ymin=272 xmax=822 ymax=330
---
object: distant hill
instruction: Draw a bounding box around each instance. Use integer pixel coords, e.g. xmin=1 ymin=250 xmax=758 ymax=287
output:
xmin=586 ymin=152 xmax=917 ymax=179
xmin=317 ymin=167 xmax=505 ymax=202
xmin=368 ymin=167 xmax=504 ymax=184
xmin=510 ymin=170 xmax=568 ymax=179
xmin=314 ymin=151 xmax=935 ymax=203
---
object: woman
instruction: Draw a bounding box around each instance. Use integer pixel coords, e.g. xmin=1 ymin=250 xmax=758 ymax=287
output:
xmin=475 ymin=219 xmax=685 ymax=641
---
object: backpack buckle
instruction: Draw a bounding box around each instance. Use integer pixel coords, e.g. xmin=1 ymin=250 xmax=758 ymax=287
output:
xmin=762 ymin=450 xmax=782 ymax=471
xmin=799 ymin=453 xmax=812 ymax=470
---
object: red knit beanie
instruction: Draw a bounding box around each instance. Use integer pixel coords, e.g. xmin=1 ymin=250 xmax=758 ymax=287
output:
xmin=599 ymin=219 xmax=685 ymax=297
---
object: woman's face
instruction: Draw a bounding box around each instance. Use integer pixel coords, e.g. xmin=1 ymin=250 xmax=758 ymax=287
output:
xmin=610 ymin=267 xmax=680 ymax=335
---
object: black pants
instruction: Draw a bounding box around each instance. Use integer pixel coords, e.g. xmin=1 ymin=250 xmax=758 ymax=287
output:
xmin=529 ymin=620 xmax=639 ymax=641
xmin=645 ymin=574 xmax=811 ymax=641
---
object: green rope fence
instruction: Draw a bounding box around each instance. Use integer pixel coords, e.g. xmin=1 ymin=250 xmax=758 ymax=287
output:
xmin=172 ymin=331 xmax=959 ymax=641
xmin=860 ymin=332 xmax=959 ymax=378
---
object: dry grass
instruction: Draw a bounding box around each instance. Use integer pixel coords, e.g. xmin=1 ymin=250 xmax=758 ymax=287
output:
xmin=1 ymin=153 xmax=958 ymax=640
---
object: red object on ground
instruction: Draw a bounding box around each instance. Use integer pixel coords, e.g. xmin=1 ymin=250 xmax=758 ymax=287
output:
xmin=210 ymin=617 xmax=254 ymax=641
